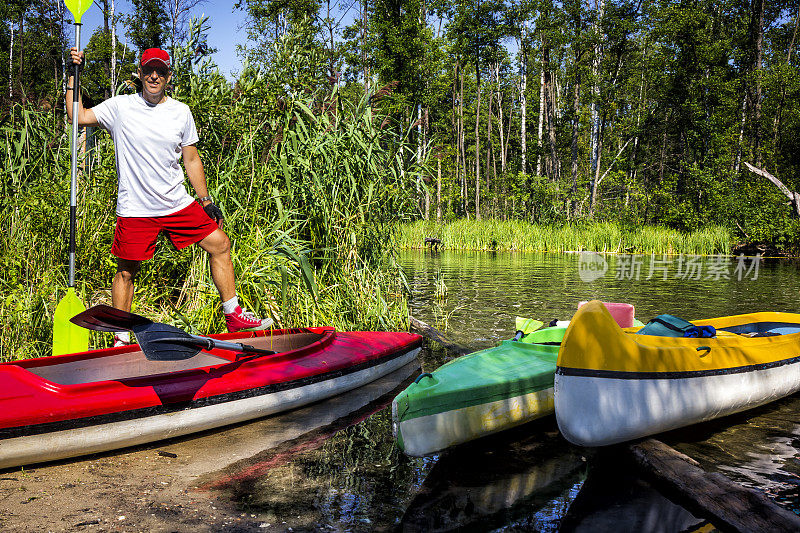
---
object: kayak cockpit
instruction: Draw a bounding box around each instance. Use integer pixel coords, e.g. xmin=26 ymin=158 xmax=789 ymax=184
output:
xmin=24 ymin=349 xmax=230 ymax=384
xmin=15 ymin=330 xmax=327 ymax=385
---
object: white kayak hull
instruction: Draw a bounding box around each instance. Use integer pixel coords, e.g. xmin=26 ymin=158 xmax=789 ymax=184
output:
xmin=393 ymin=387 xmax=554 ymax=457
xmin=555 ymin=358 xmax=800 ymax=447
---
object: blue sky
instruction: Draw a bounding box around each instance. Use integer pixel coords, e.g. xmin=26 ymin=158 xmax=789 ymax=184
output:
xmin=74 ymin=1 xmax=364 ymax=79
xmin=73 ymin=2 xmax=516 ymax=80
xmin=75 ymin=2 xmax=257 ymax=79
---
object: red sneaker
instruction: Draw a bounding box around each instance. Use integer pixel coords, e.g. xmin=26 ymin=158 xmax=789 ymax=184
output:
xmin=225 ymin=306 xmax=274 ymax=333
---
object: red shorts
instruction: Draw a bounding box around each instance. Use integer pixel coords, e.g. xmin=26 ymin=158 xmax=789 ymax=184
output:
xmin=111 ymin=202 xmax=218 ymax=261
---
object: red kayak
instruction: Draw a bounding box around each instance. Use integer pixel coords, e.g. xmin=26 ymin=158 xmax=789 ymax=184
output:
xmin=0 ymin=327 xmax=421 ymax=469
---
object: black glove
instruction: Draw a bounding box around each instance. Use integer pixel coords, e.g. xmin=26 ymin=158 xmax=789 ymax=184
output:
xmin=203 ymin=202 xmax=224 ymax=225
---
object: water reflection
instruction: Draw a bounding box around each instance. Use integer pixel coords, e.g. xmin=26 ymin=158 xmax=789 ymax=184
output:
xmin=665 ymin=393 xmax=800 ymax=516
xmin=203 ymin=360 xmax=433 ymax=531
xmin=400 ymin=250 xmax=800 ymax=350
xmin=400 ymin=420 xmax=586 ymax=532
xmin=559 ymin=458 xmax=710 ymax=533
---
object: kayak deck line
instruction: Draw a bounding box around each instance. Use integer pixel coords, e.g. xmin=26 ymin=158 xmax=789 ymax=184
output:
xmin=560 ymin=308 xmax=800 ymax=375
xmin=556 ymin=354 xmax=800 ymax=380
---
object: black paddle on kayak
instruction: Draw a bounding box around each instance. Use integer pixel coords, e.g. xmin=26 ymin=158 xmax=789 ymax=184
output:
xmin=70 ymin=305 xmax=276 ymax=361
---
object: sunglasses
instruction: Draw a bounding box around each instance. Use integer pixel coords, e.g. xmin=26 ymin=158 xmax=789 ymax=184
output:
xmin=141 ymin=65 xmax=170 ymax=78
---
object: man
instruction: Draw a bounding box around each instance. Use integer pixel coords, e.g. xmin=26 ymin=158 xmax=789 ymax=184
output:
xmin=67 ymin=47 xmax=273 ymax=345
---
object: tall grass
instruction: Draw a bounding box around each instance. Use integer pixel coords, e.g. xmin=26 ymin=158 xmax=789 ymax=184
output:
xmin=398 ymin=219 xmax=733 ymax=255
xmin=0 ymin=19 xmax=421 ymax=361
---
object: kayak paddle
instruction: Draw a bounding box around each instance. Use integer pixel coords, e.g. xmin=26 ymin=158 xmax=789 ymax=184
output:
xmin=53 ymin=0 xmax=93 ymax=356
xmin=513 ymin=316 xmax=544 ymax=341
xmin=70 ymin=305 xmax=277 ymax=361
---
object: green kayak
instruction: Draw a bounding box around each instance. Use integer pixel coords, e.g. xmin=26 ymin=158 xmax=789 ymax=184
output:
xmin=392 ymin=325 xmax=565 ymax=457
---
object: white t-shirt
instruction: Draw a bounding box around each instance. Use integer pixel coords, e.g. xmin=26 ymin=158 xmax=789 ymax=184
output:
xmin=92 ymin=93 xmax=199 ymax=217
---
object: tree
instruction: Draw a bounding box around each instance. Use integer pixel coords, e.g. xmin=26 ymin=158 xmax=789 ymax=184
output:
xmin=236 ymin=0 xmax=323 ymax=68
xmin=1 ymin=0 xmax=67 ymax=104
xmin=368 ymin=0 xmax=428 ymax=109
xmin=166 ymin=0 xmax=208 ymax=58
xmin=3 ymin=0 xmax=30 ymax=101
xmin=82 ymin=27 xmax=137 ymax=103
xmin=125 ymin=0 xmax=169 ymax=52
xmin=448 ymin=0 xmax=506 ymax=219
xmin=561 ymin=0 xmax=590 ymax=202
xmin=507 ymin=0 xmax=536 ymax=176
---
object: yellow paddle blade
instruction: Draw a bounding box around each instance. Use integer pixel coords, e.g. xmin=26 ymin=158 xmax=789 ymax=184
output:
xmin=64 ymin=0 xmax=92 ymax=23
xmin=515 ymin=317 xmax=544 ymax=334
xmin=53 ymin=288 xmax=89 ymax=355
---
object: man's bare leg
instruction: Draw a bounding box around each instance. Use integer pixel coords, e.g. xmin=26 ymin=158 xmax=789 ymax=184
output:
xmin=112 ymin=258 xmax=141 ymax=312
xmin=111 ymin=258 xmax=141 ymax=345
xmin=197 ymin=228 xmax=275 ymax=331
xmin=197 ymin=228 xmax=236 ymax=302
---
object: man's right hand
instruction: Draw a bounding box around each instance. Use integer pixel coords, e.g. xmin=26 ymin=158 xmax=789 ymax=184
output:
xmin=65 ymin=46 xmax=100 ymax=128
xmin=69 ymin=47 xmax=84 ymax=70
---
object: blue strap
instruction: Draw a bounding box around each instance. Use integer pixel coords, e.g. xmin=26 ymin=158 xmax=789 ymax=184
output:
xmin=414 ymin=372 xmax=434 ymax=384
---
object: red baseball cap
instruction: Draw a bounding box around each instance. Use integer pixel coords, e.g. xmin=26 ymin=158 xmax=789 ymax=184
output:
xmin=140 ymin=48 xmax=171 ymax=68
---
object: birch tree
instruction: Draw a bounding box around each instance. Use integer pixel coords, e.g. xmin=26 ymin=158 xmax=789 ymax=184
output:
xmin=167 ymin=0 xmax=208 ymax=58
xmin=588 ymin=0 xmax=605 ymax=212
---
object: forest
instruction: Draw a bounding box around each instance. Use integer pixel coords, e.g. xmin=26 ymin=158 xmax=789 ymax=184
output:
xmin=4 ymin=1 xmax=800 ymax=247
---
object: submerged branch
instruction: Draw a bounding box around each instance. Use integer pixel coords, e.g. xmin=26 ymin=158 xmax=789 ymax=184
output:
xmin=408 ymin=316 xmax=472 ymax=357
xmin=629 ymin=438 xmax=800 ymax=533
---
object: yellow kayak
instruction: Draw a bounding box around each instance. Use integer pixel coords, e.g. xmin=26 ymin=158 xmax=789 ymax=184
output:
xmin=555 ymin=300 xmax=800 ymax=446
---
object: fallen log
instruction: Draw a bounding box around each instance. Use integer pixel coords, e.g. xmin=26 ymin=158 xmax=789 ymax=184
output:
xmin=408 ymin=316 xmax=472 ymax=357
xmin=628 ymin=438 xmax=800 ymax=533
xmin=409 ymin=317 xmax=800 ymax=532
xmin=744 ymin=162 xmax=800 ymax=216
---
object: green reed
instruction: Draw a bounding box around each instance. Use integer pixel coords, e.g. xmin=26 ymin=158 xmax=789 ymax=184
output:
xmin=398 ymin=219 xmax=733 ymax=255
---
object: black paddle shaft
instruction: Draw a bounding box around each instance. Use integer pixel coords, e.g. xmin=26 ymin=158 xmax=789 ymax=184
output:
xmin=132 ymin=322 xmax=276 ymax=361
xmin=71 ymin=305 xmax=276 ymax=361
xmin=68 ymin=22 xmax=82 ymax=288
xmin=69 ymin=55 xmax=79 ymax=276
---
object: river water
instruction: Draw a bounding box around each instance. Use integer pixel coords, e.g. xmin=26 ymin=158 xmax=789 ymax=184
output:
xmin=217 ymin=250 xmax=800 ymax=531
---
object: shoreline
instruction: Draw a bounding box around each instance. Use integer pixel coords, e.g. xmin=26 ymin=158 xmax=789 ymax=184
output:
xmin=399 ymin=248 xmax=798 ymax=259
xmin=396 ymin=219 xmax=793 ymax=256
